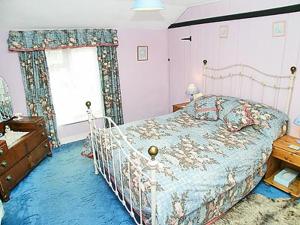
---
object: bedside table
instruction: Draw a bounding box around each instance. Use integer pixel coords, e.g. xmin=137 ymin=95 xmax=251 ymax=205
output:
xmin=173 ymin=102 xmax=189 ymax=112
xmin=264 ymin=135 xmax=300 ymax=198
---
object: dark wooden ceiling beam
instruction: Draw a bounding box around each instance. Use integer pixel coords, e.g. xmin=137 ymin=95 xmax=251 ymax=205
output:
xmin=169 ymin=4 xmax=300 ymax=29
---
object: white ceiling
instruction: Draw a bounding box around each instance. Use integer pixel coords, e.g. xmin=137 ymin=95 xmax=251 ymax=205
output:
xmin=0 ymin=0 xmax=220 ymax=30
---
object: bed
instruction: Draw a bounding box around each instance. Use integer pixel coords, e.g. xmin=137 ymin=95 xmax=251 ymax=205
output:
xmin=85 ymin=61 xmax=297 ymax=225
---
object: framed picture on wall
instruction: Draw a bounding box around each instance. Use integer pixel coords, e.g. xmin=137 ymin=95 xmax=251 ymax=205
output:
xmin=273 ymin=21 xmax=286 ymax=37
xmin=137 ymin=46 xmax=148 ymax=61
xmin=219 ymin=25 xmax=229 ymax=38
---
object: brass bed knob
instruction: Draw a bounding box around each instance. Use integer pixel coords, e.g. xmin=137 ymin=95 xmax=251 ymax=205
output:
xmin=148 ymin=146 xmax=158 ymax=160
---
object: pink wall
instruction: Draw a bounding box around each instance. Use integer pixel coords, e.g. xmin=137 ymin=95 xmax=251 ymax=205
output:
xmin=168 ymin=1 xmax=300 ymax=138
xmin=0 ymin=32 xmax=27 ymax=115
xmin=118 ymin=29 xmax=169 ymax=123
xmin=0 ymin=29 xmax=169 ymax=143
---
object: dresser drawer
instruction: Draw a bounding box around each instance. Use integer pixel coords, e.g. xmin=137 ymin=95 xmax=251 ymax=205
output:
xmin=25 ymin=129 xmax=48 ymax=152
xmin=272 ymin=147 xmax=300 ymax=166
xmin=0 ymin=142 xmax=27 ymax=175
xmin=8 ymin=117 xmax=45 ymax=132
xmin=0 ymin=156 xmax=30 ymax=193
xmin=28 ymin=140 xmax=49 ymax=168
xmin=0 ymin=142 xmax=8 ymax=158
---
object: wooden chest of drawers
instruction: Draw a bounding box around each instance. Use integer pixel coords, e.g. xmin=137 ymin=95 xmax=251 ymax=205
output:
xmin=0 ymin=117 xmax=51 ymax=201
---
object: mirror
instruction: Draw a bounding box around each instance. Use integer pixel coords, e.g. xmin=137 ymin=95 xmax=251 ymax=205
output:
xmin=0 ymin=77 xmax=13 ymax=123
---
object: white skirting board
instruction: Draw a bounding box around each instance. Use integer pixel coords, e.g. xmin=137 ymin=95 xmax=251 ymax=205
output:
xmin=59 ymin=133 xmax=87 ymax=145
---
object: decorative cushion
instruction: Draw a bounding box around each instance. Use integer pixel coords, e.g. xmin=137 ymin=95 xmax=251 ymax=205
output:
xmin=247 ymin=102 xmax=288 ymax=139
xmin=194 ymin=95 xmax=218 ymax=121
xmin=182 ymin=101 xmax=195 ymax=117
xmin=223 ymin=100 xmax=255 ymax=132
xmin=216 ymin=96 xmax=241 ymax=120
xmin=193 ymin=92 xmax=203 ymax=100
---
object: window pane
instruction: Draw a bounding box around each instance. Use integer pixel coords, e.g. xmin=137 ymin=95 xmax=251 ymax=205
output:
xmin=46 ymin=47 xmax=104 ymax=126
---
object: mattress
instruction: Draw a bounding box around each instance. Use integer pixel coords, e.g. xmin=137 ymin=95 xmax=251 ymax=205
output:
xmin=96 ymin=108 xmax=281 ymax=225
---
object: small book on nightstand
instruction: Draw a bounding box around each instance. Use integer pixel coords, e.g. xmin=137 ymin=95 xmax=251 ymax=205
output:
xmin=273 ymin=168 xmax=299 ymax=188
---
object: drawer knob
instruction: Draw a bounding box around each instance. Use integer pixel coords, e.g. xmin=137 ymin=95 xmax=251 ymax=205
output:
xmin=0 ymin=148 xmax=3 ymax=155
xmin=42 ymin=132 xmax=45 ymax=136
xmin=1 ymin=161 xmax=7 ymax=168
xmin=44 ymin=144 xmax=48 ymax=148
xmin=6 ymin=175 xmax=13 ymax=182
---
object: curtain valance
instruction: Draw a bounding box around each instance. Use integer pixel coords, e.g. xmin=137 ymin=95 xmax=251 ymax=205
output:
xmin=8 ymin=29 xmax=118 ymax=52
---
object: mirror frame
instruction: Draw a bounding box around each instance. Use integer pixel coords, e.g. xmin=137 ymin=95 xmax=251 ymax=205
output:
xmin=0 ymin=76 xmax=13 ymax=123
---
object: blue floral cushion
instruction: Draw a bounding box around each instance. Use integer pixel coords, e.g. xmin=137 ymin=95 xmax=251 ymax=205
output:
xmin=223 ymin=100 xmax=255 ymax=132
xmin=194 ymin=95 xmax=218 ymax=121
xmin=247 ymin=102 xmax=288 ymax=139
xmin=185 ymin=95 xmax=288 ymax=137
xmin=182 ymin=101 xmax=195 ymax=117
xmin=216 ymin=96 xmax=241 ymax=120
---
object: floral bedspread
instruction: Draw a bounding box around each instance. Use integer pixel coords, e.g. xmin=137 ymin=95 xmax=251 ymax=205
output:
xmin=98 ymin=107 xmax=280 ymax=225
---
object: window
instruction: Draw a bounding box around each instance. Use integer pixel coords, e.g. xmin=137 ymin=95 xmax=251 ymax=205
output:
xmin=46 ymin=47 xmax=104 ymax=126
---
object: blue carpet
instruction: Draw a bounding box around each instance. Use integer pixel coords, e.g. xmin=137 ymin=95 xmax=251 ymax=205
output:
xmin=3 ymin=140 xmax=133 ymax=225
xmin=3 ymin=140 xmax=294 ymax=225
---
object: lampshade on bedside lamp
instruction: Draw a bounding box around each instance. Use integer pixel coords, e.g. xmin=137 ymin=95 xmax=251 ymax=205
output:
xmin=294 ymin=116 xmax=300 ymax=144
xmin=186 ymin=83 xmax=198 ymax=101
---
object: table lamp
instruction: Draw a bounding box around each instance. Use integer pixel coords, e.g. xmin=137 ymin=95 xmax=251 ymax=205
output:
xmin=186 ymin=83 xmax=198 ymax=101
xmin=294 ymin=116 xmax=300 ymax=144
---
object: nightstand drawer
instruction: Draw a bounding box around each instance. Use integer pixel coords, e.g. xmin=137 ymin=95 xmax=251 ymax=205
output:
xmin=272 ymin=147 xmax=300 ymax=166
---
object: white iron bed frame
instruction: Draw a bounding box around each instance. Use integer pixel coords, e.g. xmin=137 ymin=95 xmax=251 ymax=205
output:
xmin=86 ymin=61 xmax=297 ymax=225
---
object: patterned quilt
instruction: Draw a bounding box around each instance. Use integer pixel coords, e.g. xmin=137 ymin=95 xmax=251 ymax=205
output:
xmin=96 ymin=101 xmax=285 ymax=225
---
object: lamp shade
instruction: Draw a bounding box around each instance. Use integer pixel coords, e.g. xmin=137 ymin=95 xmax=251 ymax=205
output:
xmin=294 ymin=116 xmax=300 ymax=126
xmin=186 ymin=83 xmax=198 ymax=95
xmin=132 ymin=0 xmax=164 ymax=11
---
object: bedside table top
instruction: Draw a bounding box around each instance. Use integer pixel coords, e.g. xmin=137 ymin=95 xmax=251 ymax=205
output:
xmin=273 ymin=135 xmax=300 ymax=154
xmin=173 ymin=102 xmax=189 ymax=108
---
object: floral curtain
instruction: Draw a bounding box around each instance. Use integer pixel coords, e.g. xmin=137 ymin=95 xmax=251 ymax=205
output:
xmin=8 ymin=29 xmax=118 ymax=51
xmin=8 ymin=29 xmax=124 ymax=145
xmin=97 ymin=46 xmax=124 ymax=125
xmin=19 ymin=51 xmax=60 ymax=148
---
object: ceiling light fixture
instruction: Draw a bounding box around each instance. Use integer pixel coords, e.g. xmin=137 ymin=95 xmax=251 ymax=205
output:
xmin=132 ymin=0 xmax=164 ymax=11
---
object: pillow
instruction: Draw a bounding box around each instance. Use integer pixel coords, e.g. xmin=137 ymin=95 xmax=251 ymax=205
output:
xmin=223 ymin=101 xmax=255 ymax=132
xmin=194 ymin=95 xmax=218 ymax=121
xmin=182 ymin=101 xmax=195 ymax=117
xmin=193 ymin=92 xmax=204 ymax=100
xmin=216 ymin=96 xmax=241 ymax=120
xmin=221 ymin=97 xmax=289 ymax=136
xmin=247 ymin=102 xmax=288 ymax=139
